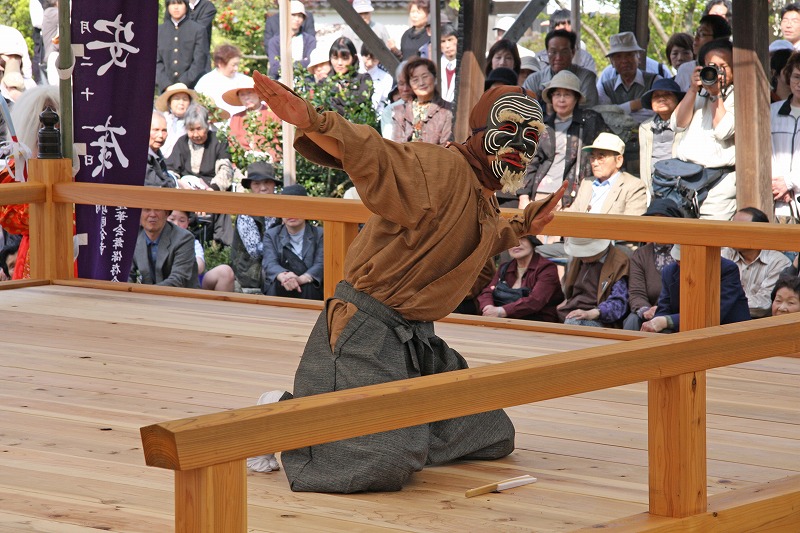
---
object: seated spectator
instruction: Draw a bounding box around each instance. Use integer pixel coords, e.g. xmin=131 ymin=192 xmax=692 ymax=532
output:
xmin=722 ymin=207 xmax=791 ymax=317
xmin=771 ymin=274 xmax=800 ymax=315
xmin=222 ymin=76 xmax=282 ymax=162
xmin=342 ymin=0 xmax=396 ymax=55
xmin=262 ymin=185 xmax=324 ymax=299
xmin=381 ymin=60 xmax=412 ymax=139
xmin=231 ymin=162 xmax=281 ymax=293
xmin=770 ymin=51 xmax=800 ymax=222
xmin=567 ymin=132 xmax=647 ymax=215
xmin=166 ymin=104 xmax=234 ymax=246
xmin=361 ymin=43 xmax=393 ymax=114
xmin=168 ymin=210 xmax=235 ymax=292
xmin=518 ymin=55 xmax=540 ymax=86
xmin=665 ymin=32 xmax=694 ymax=75
xmin=672 ymin=38 xmax=737 ymax=220
xmin=558 ymin=237 xmax=629 ymax=327
xmin=129 ymin=208 xmax=199 ymax=288
xmin=194 ymin=43 xmax=249 ymax=117
xmin=267 ymin=1 xmax=316 ymax=79
xmin=486 ymin=39 xmax=521 ymax=78
xmin=476 ymin=236 xmax=564 ymax=321
xmin=781 ymin=3 xmax=800 ymax=51
xmin=484 ymin=67 xmax=518 ymax=91
xmin=391 ymin=57 xmax=453 ymax=145
xmin=439 ymin=24 xmax=458 ymax=102
xmin=515 ymin=70 xmax=610 ymax=211
xmin=0 ymin=234 xmax=20 ymax=281
xmin=535 ymin=9 xmax=596 ymax=74
xmin=155 ymin=83 xmax=225 ymax=158
xmin=400 ymin=0 xmax=430 ymax=60
xmin=623 ymin=199 xmax=682 ymax=331
xmin=598 ymin=32 xmax=661 ymax=126
xmin=523 ymin=29 xmax=599 ymax=109
xmin=145 ymin=111 xmax=177 ymax=188
xmin=674 ymin=15 xmax=731 ymax=92
xmin=323 ymin=38 xmax=374 ymax=119
xmin=156 ymin=0 xmax=209 ymax=92
xmin=492 ymin=16 xmax=539 ymax=68
xmin=642 ymin=244 xmax=750 ymax=332
xmin=639 ymin=79 xmax=685 ymax=197
xmin=770 ymin=45 xmax=793 ymax=103
xmin=305 ymin=47 xmax=331 ymax=85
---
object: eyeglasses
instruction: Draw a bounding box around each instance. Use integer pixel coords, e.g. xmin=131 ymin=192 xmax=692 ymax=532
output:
xmin=409 ymin=73 xmax=434 ymax=86
xmin=695 ymin=31 xmax=713 ymax=39
xmin=588 ymin=152 xmax=616 ymax=161
xmin=547 ymin=48 xmax=572 ymax=57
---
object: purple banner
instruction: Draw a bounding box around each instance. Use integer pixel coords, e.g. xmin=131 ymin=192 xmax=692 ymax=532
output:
xmin=72 ymin=2 xmax=158 ymax=281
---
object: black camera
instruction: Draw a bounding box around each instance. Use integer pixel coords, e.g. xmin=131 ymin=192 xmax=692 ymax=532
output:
xmin=699 ymin=63 xmax=723 ymax=86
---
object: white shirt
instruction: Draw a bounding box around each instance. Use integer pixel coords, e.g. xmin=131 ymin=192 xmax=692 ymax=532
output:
xmin=440 ymin=56 xmax=457 ymax=103
xmin=193 ymin=69 xmax=249 ymax=117
xmin=721 ymin=247 xmax=791 ymax=312
xmin=672 ymin=88 xmax=735 ymax=168
xmin=367 ymin=65 xmax=393 ymax=115
xmin=29 ymin=0 xmax=43 ymax=29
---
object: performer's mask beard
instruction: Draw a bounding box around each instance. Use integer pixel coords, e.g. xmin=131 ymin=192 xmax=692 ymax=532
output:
xmin=483 ymin=93 xmax=544 ymax=194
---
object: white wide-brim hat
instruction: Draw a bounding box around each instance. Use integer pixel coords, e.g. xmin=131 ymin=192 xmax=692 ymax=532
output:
xmin=542 ymin=70 xmax=586 ymax=104
xmin=564 ymin=237 xmax=612 ymax=259
xmin=221 ymin=76 xmax=256 ymax=107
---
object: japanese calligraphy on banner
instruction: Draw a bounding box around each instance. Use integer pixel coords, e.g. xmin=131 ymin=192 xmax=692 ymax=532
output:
xmin=72 ymin=2 xmax=157 ymax=281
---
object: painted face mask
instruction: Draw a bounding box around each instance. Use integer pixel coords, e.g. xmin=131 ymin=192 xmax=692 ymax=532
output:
xmin=483 ymin=92 xmax=544 ymax=193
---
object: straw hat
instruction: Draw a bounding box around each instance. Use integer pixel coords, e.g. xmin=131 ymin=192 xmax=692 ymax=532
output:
xmin=221 ymin=76 xmax=256 ymax=107
xmin=155 ymin=83 xmax=198 ymax=112
xmin=564 ymin=237 xmax=612 ymax=258
xmin=606 ymin=32 xmax=644 ymax=57
xmin=542 ymin=70 xmax=585 ymax=104
xmin=581 ymin=132 xmax=625 ymax=155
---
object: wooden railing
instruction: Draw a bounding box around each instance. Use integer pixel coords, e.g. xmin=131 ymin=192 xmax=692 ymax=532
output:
xmin=3 ymin=159 xmax=800 ymax=531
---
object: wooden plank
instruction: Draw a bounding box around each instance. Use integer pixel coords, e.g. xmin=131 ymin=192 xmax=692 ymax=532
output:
xmin=175 ymin=460 xmax=246 ymax=533
xmin=322 ymin=221 xmax=358 ymax=300
xmin=502 ymin=0 xmax=548 ymax=44
xmin=141 ymin=313 xmax=800 ymax=471
xmin=0 ymin=181 xmax=46 ymax=205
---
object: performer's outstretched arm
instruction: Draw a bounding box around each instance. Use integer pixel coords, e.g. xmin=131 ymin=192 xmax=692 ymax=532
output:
xmin=253 ymin=71 xmax=342 ymax=160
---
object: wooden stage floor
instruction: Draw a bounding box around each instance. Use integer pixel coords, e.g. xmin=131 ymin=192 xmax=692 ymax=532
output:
xmin=1 ymin=285 xmax=798 ymax=532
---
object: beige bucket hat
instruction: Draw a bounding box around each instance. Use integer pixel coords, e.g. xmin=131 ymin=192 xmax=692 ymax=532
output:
xmin=542 ymin=70 xmax=586 ymax=104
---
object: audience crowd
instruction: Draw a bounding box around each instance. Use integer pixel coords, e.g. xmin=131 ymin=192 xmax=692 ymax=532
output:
xmin=2 ymin=0 xmax=800 ymax=328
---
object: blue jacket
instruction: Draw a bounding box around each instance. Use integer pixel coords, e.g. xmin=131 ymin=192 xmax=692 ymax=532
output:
xmin=655 ymin=258 xmax=750 ymax=331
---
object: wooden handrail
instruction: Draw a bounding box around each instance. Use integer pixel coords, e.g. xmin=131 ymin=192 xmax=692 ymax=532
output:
xmin=141 ymin=313 xmax=800 ymax=471
xmin=0 ymin=181 xmax=46 ymax=204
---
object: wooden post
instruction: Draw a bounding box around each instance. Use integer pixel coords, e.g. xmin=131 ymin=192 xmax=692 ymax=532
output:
xmin=648 ymin=244 xmax=719 ymax=517
xmin=323 ymin=221 xmax=359 ymax=299
xmin=732 ymin=1 xmax=772 ymax=219
xmin=27 ymin=158 xmax=74 ymax=281
xmin=279 ymin=0 xmax=296 ymax=185
xmin=175 ymin=459 xmax=246 ymax=533
xmin=453 ymin=1 xmax=489 ymax=143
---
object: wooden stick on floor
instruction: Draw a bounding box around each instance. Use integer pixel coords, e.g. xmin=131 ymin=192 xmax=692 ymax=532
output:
xmin=465 ymin=475 xmax=537 ymax=498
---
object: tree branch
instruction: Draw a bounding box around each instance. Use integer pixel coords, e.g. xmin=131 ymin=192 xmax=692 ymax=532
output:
xmin=649 ymin=8 xmax=669 ymax=43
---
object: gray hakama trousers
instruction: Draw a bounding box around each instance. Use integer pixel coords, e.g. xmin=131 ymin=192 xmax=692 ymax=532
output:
xmin=280 ymin=281 xmax=515 ymax=493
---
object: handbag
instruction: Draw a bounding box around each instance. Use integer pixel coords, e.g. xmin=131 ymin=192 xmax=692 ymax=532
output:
xmin=492 ymin=262 xmax=531 ymax=306
xmin=652 ymin=158 xmax=731 ymax=218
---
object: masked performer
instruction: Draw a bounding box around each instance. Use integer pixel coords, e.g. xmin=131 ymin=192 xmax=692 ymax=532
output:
xmin=249 ymin=72 xmax=566 ymax=493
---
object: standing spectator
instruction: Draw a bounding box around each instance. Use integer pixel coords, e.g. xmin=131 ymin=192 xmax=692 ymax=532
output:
xmin=263 ymin=5 xmax=316 ymax=53
xmin=400 ymin=0 xmax=430 ymax=60
xmin=41 ymin=0 xmax=59 ymax=86
xmin=222 ymin=76 xmax=282 ymax=162
xmin=231 ymin=162 xmax=281 ymax=293
xmin=194 ymin=44 xmax=249 ymax=117
xmin=639 ymin=79 xmax=685 ymax=196
xmin=381 ymin=60 xmax=412 ymax=139
xmin=771 ymin=51 xmax=800 ymax=222
xmin=0 ymin=24 xmax=36 ymax=90
xmin=166 ymin=104 xmax=234 ymax=245
xmin=156 ymin=0 xmax=209 ymax=92
xmin=770 ymin=43 xmax=793 ymax=103
xmin=492 ymin=15 xmax=539 ymax=65
xmin=29 ymin=0 xmax=44 ymax=84
xmin=392 ymin=57 xmax=453 ymax=145
xmin=665 ymin=32 xmax=694 ymax=75
xmin=342 ymin=0 xmax=395 ymax=55
xmin=129 ymin=208 xmax=199 ymax=288
xmin=485 ymin=39 xmax=521 ymax=78
xmin=558 ymin=237 xmax=629 ymax=328
xmin=623 ymin=199 xmax=682 ymax=331
xmin=674 ymin=15 xmax=731 ymax=92
xmin=523 ymin=29 xmax=599 ymax=108
xmin=598 ymin=32 xmax=660 ymax=125
xmin=535 ymin=9 xmax=596 ymax=74
xmin=671 ymin=38 xmax=737 ymax=220
xmin=703 ymin=0 xmax=732 ymax=25
xmin=267 ymin=1 xmax=316 ymax=79
xmin=323 ymin=38 xmax=374 ymax=119
xmin=145 ymin=111 xmax=177 ymax=188
xmin=439 ymin=24 xmax=458 ymax=102
xmin=164 ymin=0 xmax=216 ymax=46
xmin=262 ymin=185 xmax=324 ymax=300
xmin=361 ymin=43 xmax=393 ymax=114
xmin=476 ymin=236 xmax=564 ymax=321
xmin=722 ymin=207 xmax=791 ymax=317
xmin=782 ymin=3 xmax=800 ymax=51
xmin=519 ymin=70 xmax=610 ymax=211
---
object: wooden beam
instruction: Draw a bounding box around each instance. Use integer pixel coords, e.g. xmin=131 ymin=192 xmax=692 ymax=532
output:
xmin=454 ymin=1 xmax=489 ymax=142
xmin=327 ymin=0 xmax=399 ymax=74
xmin=732 ymin=0 xmax=772 ymax=219
xmin=175 ymin=460 xmax=246 ymax=533
xmin=27 ymin=159 xmax=74 ymax=281
xmin=0 ymin=181 xmax=46 ymax=205
xmin=279 ymin=0 xmax=296 ymax=185
xmin=141 ymin=313 xmax=800 ymax=470
xmin=322 ymin=221 xmax=358 ymax=299
xmin=503 ymin=0 xmax=548 ymax=44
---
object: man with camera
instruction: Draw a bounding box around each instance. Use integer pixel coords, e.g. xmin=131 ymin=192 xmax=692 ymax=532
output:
xmin=671 ymin=38 xmax=737 ymax=220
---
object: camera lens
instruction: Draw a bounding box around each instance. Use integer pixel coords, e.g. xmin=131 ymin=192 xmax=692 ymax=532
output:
xmin=699 ymin=65 xmax=719 ymax=86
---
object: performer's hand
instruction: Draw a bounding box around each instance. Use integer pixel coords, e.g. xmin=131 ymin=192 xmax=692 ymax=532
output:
xmin=253 ymin=71 xmax=313 ymax=129
xmin=527 ymin=181 xmax=567 ymax=236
